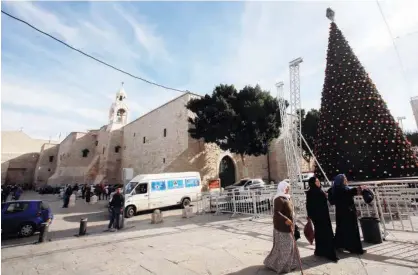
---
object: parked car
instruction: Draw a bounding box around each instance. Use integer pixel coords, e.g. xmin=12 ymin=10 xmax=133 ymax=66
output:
xmin=1 ymin=200 xmax=53 ymax=237
xmin=224 ymin=178 xmax=266 ymax=196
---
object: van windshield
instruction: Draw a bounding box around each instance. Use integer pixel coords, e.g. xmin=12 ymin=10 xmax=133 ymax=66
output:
xmin=125 ymin=182 xmax=138 ymax=194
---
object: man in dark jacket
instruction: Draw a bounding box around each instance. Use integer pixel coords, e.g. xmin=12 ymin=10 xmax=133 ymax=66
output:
xmin=63 ymin=185 xmax=73 ymax=208
xmin=108 ymin=188 xmax=124 ymax=231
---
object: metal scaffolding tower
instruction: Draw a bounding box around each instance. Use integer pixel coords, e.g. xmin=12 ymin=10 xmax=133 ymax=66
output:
xmin=276 ymin=81 xmax=302 ymax=195
xmin=289 ymin=57 xmax=303 ymax=159
xmin=277 ymin=57 xmax=331 ymax=194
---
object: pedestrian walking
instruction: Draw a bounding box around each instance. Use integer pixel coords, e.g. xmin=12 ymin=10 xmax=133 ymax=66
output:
xmin=81 ymin=184 xmax=86 ymax=199
xmin=62 ymin=184 xmax=72 ymax=208
xmin=86 ymin=186 xmax=91 ymax=203
xmin=105 ymin=185 xmax=110 ymax=200
xmin=263 ymin=181 xmax=298 ymax=274
xmin=107 ymin=188 xmax=124 ymax=231
xmin=306 ymin=176 xmax=338 ymax=262
xmin=1 ymin=185 xmax=10 ymax=203
xmin=331 ymin=174 xmax=366 ymax=255
xmin=13 ymin=186 xmax=23 ymax=201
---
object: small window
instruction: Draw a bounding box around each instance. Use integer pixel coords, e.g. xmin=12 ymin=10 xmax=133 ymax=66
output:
xmin=134 ymin=183 xmax=148 ymax=195
xmin=5 ymin=202 xmax=29 ymax=214
xmin=115 ymin=146 xmax=121 ymax=153
xmin=82 ymin=149 xmax=90 ymax=158
xmin=48 ymin=168 xmax=51 ymax=172
xmin=163 ymin=128 xmax=167 ymax=137
xmin=102 ymin=147 xmax=105 ymax=154
xmin=133 ymin=133 xmax=136 ymax=137
xmin=119 ymin=95 xmax=123 ymax=101
xmin=95 ymin=141 xmax=98 ymax=146
xmin=163 ymin=158 xmax=165 ymax=164
xmin=49 ymin=156 xmax=54 ymax=163
xmin=124 ymin=146 xmax=126 ymax=150
xmin=143 ymin=137 xmax=146 ymax=143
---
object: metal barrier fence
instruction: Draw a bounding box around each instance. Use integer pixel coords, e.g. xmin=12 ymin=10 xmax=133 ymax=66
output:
xmin=203 ymin=180 xmax=418 ymax=235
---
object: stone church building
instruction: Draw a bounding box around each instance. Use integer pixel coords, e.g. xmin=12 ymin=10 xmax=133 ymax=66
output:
xmin=2 ymin=85 xmax=310 ymax=189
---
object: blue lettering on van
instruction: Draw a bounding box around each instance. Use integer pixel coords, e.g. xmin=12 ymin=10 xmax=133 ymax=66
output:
xmin=167 ymin=179 xmax=184 ymax=189
xmin=185 ymin=178 xmax=200 ymax=188
xmin=151 ymin=181 xmax=166 ymax=192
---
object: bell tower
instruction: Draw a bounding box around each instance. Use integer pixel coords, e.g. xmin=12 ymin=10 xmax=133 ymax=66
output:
xmin=107 ymin=82 xmax=129 ymax=131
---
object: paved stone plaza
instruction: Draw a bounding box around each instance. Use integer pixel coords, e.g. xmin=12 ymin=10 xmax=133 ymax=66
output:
xmin=1 ymin=192 xmax=417 ymax=275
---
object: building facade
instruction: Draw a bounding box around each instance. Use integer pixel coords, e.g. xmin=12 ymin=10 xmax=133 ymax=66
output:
xmin=2 ymin=85 xmax=310 ymax=189
xmin=1 ymin=131 xmax=58 ymax=186
xmin=411 ymin=96 xmax=418 ymax=129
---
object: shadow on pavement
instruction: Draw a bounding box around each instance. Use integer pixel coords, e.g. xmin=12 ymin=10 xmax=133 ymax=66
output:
xmin=225 ymin=265 xmax=274 ymax=275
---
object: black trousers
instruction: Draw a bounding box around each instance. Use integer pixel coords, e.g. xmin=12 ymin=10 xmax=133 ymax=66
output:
xmin=63 ymin=197 xmax=70 ymax=207
xmin=108 ymin=208 xmax=121 ymax=229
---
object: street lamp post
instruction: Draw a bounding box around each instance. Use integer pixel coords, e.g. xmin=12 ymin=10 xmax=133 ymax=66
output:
xmin=397 ymin=116 xmax=406 ymax=131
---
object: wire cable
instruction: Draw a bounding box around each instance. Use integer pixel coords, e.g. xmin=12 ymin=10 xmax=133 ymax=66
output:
xmin=1 ymin=9 xmax=188 ymax=94
xmin=375 ymin=1 xmax=411 ymax=92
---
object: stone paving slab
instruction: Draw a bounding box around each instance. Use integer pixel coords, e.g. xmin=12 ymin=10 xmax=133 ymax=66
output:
xmin=2 ymin=214 xmax=418 ymax=275
xmin=1 ymin=192 xmax=417 ymax=275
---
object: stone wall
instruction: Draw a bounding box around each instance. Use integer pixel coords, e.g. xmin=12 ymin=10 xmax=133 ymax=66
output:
xmin=121 ymin=92 xmax=285 ymax=189
xmin=122 ymin=93 xmax=190 ymax=175
xmin=4 ymin=153 xmax=39 ymax=186
xmin=48 ymin=131 xmax=98 ymax=185
xmin=1 ymin=131 xmax=57 ymax=185
xmin=34 ymin=143 xmax=59 ymax=187
xmin=104 ymin=129 xmax=123 ymax=184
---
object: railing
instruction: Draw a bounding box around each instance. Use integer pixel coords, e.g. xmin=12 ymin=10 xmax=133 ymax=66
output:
xmin=203 ymin=180 xmax=418 ymax=235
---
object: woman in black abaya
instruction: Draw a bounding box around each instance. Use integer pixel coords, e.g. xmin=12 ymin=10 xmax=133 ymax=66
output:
xmin=332 ymin=174 xmax=365 ymax=255
xmin=306 ymin=177 xmax=338 ymax=262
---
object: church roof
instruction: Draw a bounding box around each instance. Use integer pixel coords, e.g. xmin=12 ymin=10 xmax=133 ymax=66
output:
xmin=1 ymin=131 xmax=58 ymax=155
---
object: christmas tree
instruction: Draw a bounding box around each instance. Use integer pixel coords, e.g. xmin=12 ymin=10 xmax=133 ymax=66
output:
xmin=314 ymin=9 xmax=418 ymax=181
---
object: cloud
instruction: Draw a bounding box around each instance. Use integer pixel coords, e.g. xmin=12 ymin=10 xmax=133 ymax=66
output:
xmin=185 ymin=1 xmax=418 ymax=131
xmin=1 ymin=1 xmax=418 ymax=142
xmin=1 ymin=108 xmax=92 ymax=141
xmin=1 ymin=1 xmax=182 ymax=139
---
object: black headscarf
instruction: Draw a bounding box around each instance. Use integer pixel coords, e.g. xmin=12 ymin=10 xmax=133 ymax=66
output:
xmin=308 ymin=176 xmax=319 ymax=190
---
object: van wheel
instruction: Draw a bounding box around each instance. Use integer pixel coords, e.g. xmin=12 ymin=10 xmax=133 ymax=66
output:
xmin=181 ymin=198 xmax=191 ymax=208
xmin=19 ymin=223 xmax=35 ymax=237
xmin=125 ymin=206 xmax=136 ymax=218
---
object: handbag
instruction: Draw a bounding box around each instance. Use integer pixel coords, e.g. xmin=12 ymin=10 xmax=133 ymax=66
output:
xmin=294 ymin=224 xmax=301 ymax=240
xmin=304 ymin=219 xmax=315 ymax=245
xmin=362 ymin=188 xmax=375 ymax=204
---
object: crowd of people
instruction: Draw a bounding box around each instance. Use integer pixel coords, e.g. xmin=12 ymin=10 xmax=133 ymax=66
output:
xmin=264 ymin=174 xmax=367 ymax=274
xmin=1 ymin=184 xmax=23 ymax=203
xmin=61 ymin=183 xmax=122 ymax=207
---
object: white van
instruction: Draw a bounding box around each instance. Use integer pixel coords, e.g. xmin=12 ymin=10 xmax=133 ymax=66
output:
xmin=123 ymin=172 xmax=202 ymax=218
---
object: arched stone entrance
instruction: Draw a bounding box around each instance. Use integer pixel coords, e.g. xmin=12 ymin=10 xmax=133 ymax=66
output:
xmin=219 ymin=156 xmax=236 ymax=188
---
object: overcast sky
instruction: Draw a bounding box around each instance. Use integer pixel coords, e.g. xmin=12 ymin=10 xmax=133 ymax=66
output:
xmin=1 ymin=1 xmax=418 ymax=140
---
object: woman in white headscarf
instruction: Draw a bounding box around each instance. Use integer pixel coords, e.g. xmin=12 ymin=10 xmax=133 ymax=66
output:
xmin=264 ymin=181 xmax=298 ymax=273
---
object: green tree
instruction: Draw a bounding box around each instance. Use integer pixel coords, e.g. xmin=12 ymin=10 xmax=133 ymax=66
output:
xmin=298 ymin=108 xmax=320 ymax=164
xmin=187 ymin=84 xmax=285 ymax=165
xmin=314 ymin=21 xmax=418 ymax=181
xmin=405 ymin=131 xmax=418 ymax=147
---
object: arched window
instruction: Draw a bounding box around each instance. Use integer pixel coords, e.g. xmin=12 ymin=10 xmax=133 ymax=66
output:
xmin=82 ymin=149 xmax=90 ymax=158
xmin=116 ymin=109 xmax=126 ymax=123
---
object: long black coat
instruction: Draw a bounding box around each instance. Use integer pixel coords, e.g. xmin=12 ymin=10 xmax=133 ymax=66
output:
xmin=306 ymin=187 xmax=337 ymax=259
xmin=333 ymin=187 xmax=363 ymax=253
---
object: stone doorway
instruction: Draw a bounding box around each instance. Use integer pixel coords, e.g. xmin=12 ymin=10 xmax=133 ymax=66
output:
xmin=219 ymin=156 xmax=236 ymax=188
